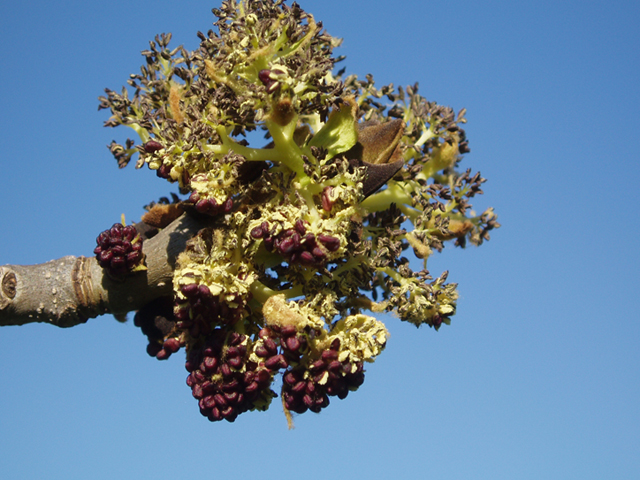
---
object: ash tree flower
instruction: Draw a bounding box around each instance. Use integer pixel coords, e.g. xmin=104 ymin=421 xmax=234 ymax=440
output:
xmin=97 ymin=0 xmax=500 ymax=426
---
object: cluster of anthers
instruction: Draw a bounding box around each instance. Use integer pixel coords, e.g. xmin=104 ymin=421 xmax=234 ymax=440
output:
xmin=98 ymin=0 xmax=499 ymax=426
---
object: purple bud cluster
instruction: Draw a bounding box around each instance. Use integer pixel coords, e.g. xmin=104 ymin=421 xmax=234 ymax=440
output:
xmin=186 ymin=330 xmax=274 ymax=422
xmin=250 ymin=220 xmax=341 ymax=266
xmin=94 ymin=223 xmax=144 ymax=277
xmin=282 ymin=338 xmax=365 ymax=414
xmin=188 ymin=191 xmax=234 ymax=216
xmin=174 ymin=282 xmax=242 ymax=338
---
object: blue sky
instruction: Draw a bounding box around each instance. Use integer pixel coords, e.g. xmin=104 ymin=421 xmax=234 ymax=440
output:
xmin=0 ymin=1 xmax=638 ymax=479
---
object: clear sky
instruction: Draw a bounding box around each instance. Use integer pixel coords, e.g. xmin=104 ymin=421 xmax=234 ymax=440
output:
xmin=0 ymin=1 xmax=638 ymax=479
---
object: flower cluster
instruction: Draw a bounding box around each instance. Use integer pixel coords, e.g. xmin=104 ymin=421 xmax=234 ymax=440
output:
xmin=94 ymin=223 xmax=145 ymax=279
xmin=186 ymin=330 xmax=276 ymax=422
xmin=100 ymin=0 xmax=499 ymax=425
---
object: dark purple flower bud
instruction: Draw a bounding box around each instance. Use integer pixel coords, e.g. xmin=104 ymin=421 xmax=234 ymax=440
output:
xmin=311 ymin=247 xmax=326 ymax=260
xmin=295 ymin=219 xmax=307 ymax=235
xmin=258 ymin=69 xmax=272 ymax=85
xmin=250 ymin=225 xmax=265 ymax=239
xmin=302 ymin=394 xmax=314 ymax=408
xmin=192 ymin=384 xmax=204 ymax=399
xmin=123 ymin=225 xmax=137 ymax=240
xmin=202 ymin=356 xmax=218 ymax=372
xmin=198 ymin=284 xmax=212 ymax=297
xmin=228 ymin=357 xmax=243 ymax=369
xmin=143 ymin=140 xmax=163 ymax=153
xmin=110 ymin=256 xmax=126 ymax=271
xmin=330 ymin=338 xmax=341 ymax=351
xmin=299 ymin=251 xmax=316 ymax=264
xmin=280 ymin=325 xmax=297 ymax=337
xmin=245 ymin=381 xmax=260 ymax=394
xmin=224 ymin=391 xmax=239 ymax=404
xmin=181 ymin=283 xmax=199 ymax=297
xmin=164 ymin=338 xmax=181 ymax=353
xmin=96 ymin=232 xmax=110 ymax=246
xmin=328 ymin=360 xmax=342 ymax=373
xmin=111 ymin=245 xmax=127 ymax=257
xmin=255 ymin=346 xmax=269 ymax=357
xmin=226 ymin=346 xmax=240 ymax=358
xmin=192 ymin=370 xmax=206 ymax=383
xmin=146 ymin=342 xmax=163 ymax=357
xmin=285 ymin=336 xmax=301 ymax=352
xmin=292 ymin=381 xmax=307 ymax=393
xmin=221 ymin=406 xmax=237 ymax=420
xmin=209 ymin=407 xmax=222 ymax=421
xmin=278 ymin=237 xmax=296 ymax=254
xmin=195 ymin=199 xmax=210 ymax=214
xmin=283 ymin=371 xmax=300 ymax=386
xmin=265 ymin=354 xmax=288 ymax=371
xmin=189 ymin=191 xmax=200 ymax=204
xmin=98 ymin=250 xmax=114 ymax=264
xmin=342 ymin=361 xmax=352 ymax=374
xmin=126 ymin=251 xmax=142 ymax=267
xmin=203 ymin=395 xmax=217 ymax=409
xmin=228 ymin=332 xmax=244 ymax=346
xmin=318 ymin=234 xmax=340 ymax=252
xmin=321 ymin=350 xmax=339 ymax=361
xmin=263 ymin=338 xmax=278 ymax=355
xmin=157 ymin=164 xmax=171 ymax=179
xmin=221 ymin=379 xmax=239 ymax=392
xmin=255 ymin=369 xmax=271 ymax=385
xmin=321 ymin=186 xmax=334 ymax=212
xmin=220 ymin=363 xmax=232 ymax=378
xmin=223 ymin=198 xmax=234 ymax=213
xmin=213 ymin=394 xmax=228 ymax=408
xmin=310 ymin=359 xmax=326 ymax=372
xmin=201 ymin=381 xmax=216 ymax=396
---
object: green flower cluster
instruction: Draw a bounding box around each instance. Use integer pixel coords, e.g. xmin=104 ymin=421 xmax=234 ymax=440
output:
xmin=101 ymin=0 xmax=499 ymax=423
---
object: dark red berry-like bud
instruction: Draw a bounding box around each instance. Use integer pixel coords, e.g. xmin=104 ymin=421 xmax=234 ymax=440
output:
xmin=157 ymin=164 xmax=172 ymax=179
xmin=202 ymin=356 xmax=218 ymax=372
xmin=285 ymin=336 xmax=301 ymax=352
xmin=318 ymin=234 xmax=341 ymax=252
xmin=280 ymin=325 xmax=297 ymax=337
xmin=299 ymin=251 xmax=316 ymax=264
xmin=228 ymin=357 xmax=243 ymax=369
xmin=250 ymin=226 xmax=265 ymax=239
xmin=295 ymin=219 xmax=307 ymax=235
xmin=265 ymin=354 xmax=288 ymax=371
xmin=321 ymin=186 xmax=334 ymax=212
xmin=258 ymin=69 xmax=272 ymax=85
xmin=321 ymin=350 xmax=339 ymax=361
xmin=163 ymin=338 xmax=181 ymax=354
xmin=143 ymin=140 xmax=163 ymax=153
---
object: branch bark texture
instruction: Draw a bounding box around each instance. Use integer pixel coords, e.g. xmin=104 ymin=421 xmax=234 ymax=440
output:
xmin=0 ymin=214 xmax=207 ymax=328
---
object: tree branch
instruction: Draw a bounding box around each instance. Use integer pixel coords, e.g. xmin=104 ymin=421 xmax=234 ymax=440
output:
xmin=0 ymin=213 xmax=208 ymax=328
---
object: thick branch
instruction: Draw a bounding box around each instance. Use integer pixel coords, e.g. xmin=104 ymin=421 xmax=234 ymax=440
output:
xmin=0 ymin=213 xmax=208 ymax=327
